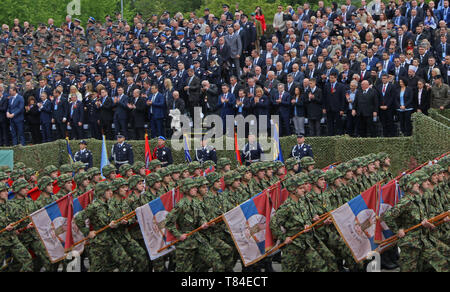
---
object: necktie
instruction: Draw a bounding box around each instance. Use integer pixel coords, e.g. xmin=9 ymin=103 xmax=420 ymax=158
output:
xmin=382 ymin=84 xmax=386 ymax=95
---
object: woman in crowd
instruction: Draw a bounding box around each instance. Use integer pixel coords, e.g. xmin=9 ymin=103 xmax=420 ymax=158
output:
xmin=292 ymin=86 xmax=306 ymax=136
xmin=25 ymin=96 xmax=41 ymax=145
xmin=395 ymin=77 xmax=414 ymax=136
xmin=424 ymin=8 xmax=438 ymax=29
xmin=414 ymin=79 xmax=431 ymax=115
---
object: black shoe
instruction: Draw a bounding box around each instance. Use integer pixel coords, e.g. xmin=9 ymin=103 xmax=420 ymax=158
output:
xmin=380 ymin=257 xmax=398 ymax=270
xmin=264 ymin=262 xmax=274 ymax=273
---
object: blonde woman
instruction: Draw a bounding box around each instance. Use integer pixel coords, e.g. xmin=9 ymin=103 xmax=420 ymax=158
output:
xmin=70 ymin=85 xmax=82 ymax=102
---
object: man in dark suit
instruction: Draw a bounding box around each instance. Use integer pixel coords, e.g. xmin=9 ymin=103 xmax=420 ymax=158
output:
xmin=68 ymin=94 xmax=84 ymax=139
xmin=184 ymin=68 xmax=201 ymax=119
xmin=36 ymin=79 xmax=52 ymax=103
xmin=217 ymin=83 xmax=236 ymax=134
xmin=435 ymin=35 xmax=450 ymax=64
xmin=201 ymin=80 xmax=219 ymax=115
xmin=113 ymin=86 xmax=130 ymax=139
xmin=0 ymin=86 xmax=9 ymax=146
xmin=147 ymin=84 xmax=166 ymax=138
xmin=407 ymin=9 xmax=422 ymax=32
xmin=352 ymin=80 xmax=379 ymax=137
xmin=376 ymin=74 xmax=396 ymax=137
xmin=393 ymin=58 xmax=408 ymax=82
xmin=98 ymin=88 xmax=114 ymax=140
xmin=51 ymin=88 xmax=69 ymax=140
xmin=323 ymin=73 xmax=346 ymax=136
xmin=38 ymin=92 xmax=53 ymax=143
xmin=275 ymin=83 xmax=292 ymax=137
xmin=129 ymin=88 xmax=147 ymax=140
xmin=285 ymin=74 xmax=300 ymax=97
xmin=396 ymin=27 xmax=410 ymax=54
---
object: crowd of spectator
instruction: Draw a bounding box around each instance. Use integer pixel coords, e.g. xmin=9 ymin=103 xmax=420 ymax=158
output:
xmin=0 ymin=0 xmax=449 ymax=146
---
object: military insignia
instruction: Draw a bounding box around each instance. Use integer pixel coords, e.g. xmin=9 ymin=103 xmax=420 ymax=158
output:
xmin=123 ymin=148 xmax=126 ymax=152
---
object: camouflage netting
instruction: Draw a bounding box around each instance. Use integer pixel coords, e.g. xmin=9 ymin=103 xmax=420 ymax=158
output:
xmin=1 ymin=112 xmax=448 ymax=176
xmin=428 ymin=109 xmax=450 ymax=127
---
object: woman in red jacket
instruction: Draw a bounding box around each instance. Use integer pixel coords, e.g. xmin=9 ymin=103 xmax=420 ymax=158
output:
xmin=255 ymin=6 xmax=266 ymax=32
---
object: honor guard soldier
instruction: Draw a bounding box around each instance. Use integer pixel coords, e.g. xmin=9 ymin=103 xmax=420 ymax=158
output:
xmin=110 ymin=133 xmax=134 ymax=170
xmin=291 ymin=135 xmax=313 ymax=162
xmin=195 ymin=138 xmax=217 ymax=164
xmin=241 ymin=134 xmax=263 ymax=166
xmin=73 ymin=140 xmax=93 ymax=171
xmin=152 ymin=136 xmax=173 ymax=168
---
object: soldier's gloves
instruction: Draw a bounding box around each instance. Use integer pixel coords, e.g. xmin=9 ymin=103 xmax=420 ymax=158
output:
xmin=88 ymin=231 xmax=96 ymax=239
xmin=5 ymin=224 xmax=14 ymax=231
xmin=27 ymin=222 xmax=34 ymax=229
xmin=109 ymin=221 xmax=118 ymax=229
xmin=304 ymin=225 xmax=311 ymax=233
xmin=397 ymin=229 xmax=405 ymax=238
xmin=324 ymin=218 xmax=333 ymax=225
xmin=201 ymin=222 xmax=209 ymax=230
xmin=313 ymin=215 xmax=320 ymax=222
xmin=444 ymin=216 xmax=450 ymax=223
xmin=284 ymin=237 xmax=293 ymax=245
xmin=421 ymin=219 xmax=435 ymax=229
xmin=179 ymin=234 xmax=188 ymax=241
xmin=120 ymin=219 xmax=128 ymax=225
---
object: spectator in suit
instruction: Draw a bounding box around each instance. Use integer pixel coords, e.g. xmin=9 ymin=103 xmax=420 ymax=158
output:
xmin=36 ymin=79 xmax=52 ymax=103
xmin=305 ymin=78 xmax=323 ymax=136
xmin=414 ymin=79 xmax=431 ymax=115
xmin=435 ymin=35 xmax=450 ymax=64
xmin=129 ymin=88 xmax=147 ymax=140
xmin=395 ymin=77 xmax=415 ymax=136
xmin=113 ymin=86 xmax=129 ymax=139
xmin=352 ymin=80 xmax=379 ymax=137
xmin=377 ymin=73 xmax=397 ymax=137
xmin=184 ymin=68 xmax=201 ymax=119
xmin=323 ymin=72 xmax=346 ymax=136
xmin=147 ymin=84 xmax=166 ymax=138
xmin=275 ymin=83 xmax=292 ymax=137
xmin=200 ymin=80 xmax=219 ymax=115
xmin=38 ymin=92 xmax=53 ymax=143
xmin=264 ymin=71 xmax=279 ymax=98
xmin=252 ymin=87 xmax=271 ymax=133
xmin=408 ymin=9 xmax=422 ymax=32
xmin=217 ymin=83 xmax=236 ymax=134
xmin=0 ymin=84 xmax=9 ymax=146
xmin=98 ymin=88 xmax=114 ymax=140
xmin=68 ymin=93 xmax=84 ymax=139
xmin=7 ymin=85 xmax=25 ymax=146
xmin=51 ymin=88 xmax=69 ymax=140
xmin=225 ymin=26 xmax=243 ymax=78
xmin=25 ymin=96 xmax=41 ymax=144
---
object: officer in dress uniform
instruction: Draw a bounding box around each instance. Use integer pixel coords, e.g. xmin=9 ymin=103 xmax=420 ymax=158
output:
xmin=152 ymin=136 xmax=173 ymax=167
xmin=109 ymin=133 xmax=134 ymax=170
xmin=195 ymin=138 xmax=217 ymax=163
xmin=290 ymin=134 xmax=314 ymax=162
xmin=241 ymin=134 xmax=263 ymax=166
xmin=73 ymin=140 xmax=93 ymax=170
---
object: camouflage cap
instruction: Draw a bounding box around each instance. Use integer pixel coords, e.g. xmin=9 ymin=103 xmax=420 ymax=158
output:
xmin=194 ymin=177 xmax=208 ymax=187
xmin=346 ymin=160 xmax=358 ymax=171
xmin=202 ymin=160 xmax=216 ymax=169
xmin=224 ymin=171 xmax=240 ymax=185
xmin=180 ymin=178 xmax=197 ymax=193
xmin=37 ymin=176 xmax=53 ymax=191
xmin=146 ymin=172 xmax=162 ymax=187
xmin=0 ymin=172 xmax=8 ymax=180
xmin=60 ymin=164 xmax=73 ymax=173
xmin=12 ymin=178 xmax=29 ymax=193
xmin=355 ymin=157 xmax=366 ymax=168
xmin=285 ymin=157 xmax=299 ymax=171
xmin=0 ymin=166 xmax=11 ymax=173
xmin=206 ymin=172 xmax=222 ymax=185
xmin=111 ymin=177 xmax=128 ymax=191
xmin=74 ymin=172 xmax=89 ymax=185
xmin=0 ymin=183 xmax=8 ymax=192
xmin=437 ymin=155 xmax=449 ymax=169
xmin=119 ymin=163 xmax=133 ymax=176
xmin=250 ymin=162 xmax=265 ymax=174
xmin=94 ymin=181 xmax=111 ymax=197
xmin=274 ymin=161 xmax=284 ymax=169
xmin=237 ymin=165 xmax=249 ymax=175
xmin=43 ymin=165 xmax=58 ymax=176
xmin=433 ymin=164 xmax=445 ymax=173
xmin=102 ymin=164 xmax=116 ymax=177
xmin=284 ymin=176 xmax=299 ymax=192
xmin=297 ymin=173 xmax=309 ymax=185
xmin=128 ymin=175 xmax=144 ymax=189
xmin=72 ymin=161 xmax=85 ymax=172
xmin=179 ymin=164 xmax=188 ymax=173
xmin=87 ymin=167 xmax=101 ymax=178
xmin=158 ymin=167 xmax=171 ymax=178
xmin=132 ymin=161 xmax=146 ymax=173
xmin=300 ymin=156 xmax=315 ymax=168
xmin=188 ymin=161 xmax=202 ymax=173
xmin=24 ymin=168 xmax=36 ymax=179
xmin=265 ymin=161 xmax=274 ymax=169
xmin=149 ymin=159 xmax=162 ymax=170
xmin=309 ymin=169 xmax=325 ymax=183
xmin=377 ymin=152 xmax=389 ymax=161
xmin=217 ymin=157 xmax=231 ymax=169
xmin=11 ymin=169 xmax=24 ymax=180
xmin=335 ymin=163 xmax=347 ymax=174
xmin=412 ymin=170 xmax=429 ymax=184
xmin=14 ymin=162 xmax=26 ymax=169
xmin=325 ymin=169 xmax=343 ymax=184
xmin=57 ymin=173 xmax=73 ymax=187
xmin=367 ymin=153 xmax=377 ymax=163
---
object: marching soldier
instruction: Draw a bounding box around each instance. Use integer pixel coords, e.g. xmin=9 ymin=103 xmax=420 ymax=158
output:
xmin=195 ymin=138 xmax=217 ymax=164
xmin=35 ymin=176 xmax=56 ymax=209
xmin=152 ymin=136 xmax=173 ymax=168
xmin=291 ymin=135 xmax=313 ymax=162
xmin=241 ymin=134 xmax=263 ymax=166
xmin=73 ymin=140 xmax=93 ymax=171
xmin=110 ymin=133 xmax=134 ymax=170
xmin=55 ymin=174 xmax=74 ymax=199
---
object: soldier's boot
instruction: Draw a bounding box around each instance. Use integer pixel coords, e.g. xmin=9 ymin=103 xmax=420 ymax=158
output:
xmin=264 ymin=258 xmax=274 ymax=272
xmin=380 ymin=249 xmax=398 ymax=270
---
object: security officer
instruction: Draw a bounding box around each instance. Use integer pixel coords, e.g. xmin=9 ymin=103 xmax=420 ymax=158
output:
xmin=241 ymin=134 xmax=263 ymax=166
xmin=195 ymin=137 xmax=217 ymax=164
xmin=152 ymin=136 xmax=173 ymax=167
xmin=291 ymin=134 xmax=313 ymax=162
xmin=110 ymin=133 xmax=134 ymax=170
xmin=73 ymin=140 xmax=93 ymax=170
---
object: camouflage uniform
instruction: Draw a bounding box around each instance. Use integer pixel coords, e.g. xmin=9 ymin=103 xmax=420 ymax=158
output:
xmin=55 ymin=174 xmax=73 ymax=199
xmin=34 ymin=176 xmax=55 ymax=209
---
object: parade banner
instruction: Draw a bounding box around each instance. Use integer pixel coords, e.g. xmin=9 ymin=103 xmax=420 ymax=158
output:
xmin=223 ymin=192 xmax=273 ymax=266
xmin=136 ymin=188 xmax=183 ymax=260
xmin=331 ymin=184 xmax=380 ymax=263
xmin=374 ymin=181 xmax=399 ymax=244
xmin=30 ymin=191 xmax=93 ymax=263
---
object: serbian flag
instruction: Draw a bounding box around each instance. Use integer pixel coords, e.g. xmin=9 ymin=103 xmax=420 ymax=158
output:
xmin=29 ymin=192 xmax=92 ymax=263
xmin=27 ymin=186 xmax=41 ymax=201
xmin=374 ymin=181 xmax=399 ymax=244
xmin=266 ymin=182 xmax=289 ymax=251
xmin=145 ymin=133 xmax=152 ymax=169
xmin=220 ymin=176 xmax=225 ymax=191
xmin=52 ymin=180 xmax=61 ymax=195
xmin=223 ymin=192 xmax=273 ymax=267
xmin=136 ymin=188 xmax=183 ymax=260
xmin=331 ymin=184 xmax=380 ymax=263
xmin=234 ymin=130 xmax=243 ymax=166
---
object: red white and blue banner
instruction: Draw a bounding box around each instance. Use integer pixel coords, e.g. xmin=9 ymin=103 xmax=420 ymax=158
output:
xmin=223 ymin=192 xmax=273 ymax=266
xmin=136 ymin=188 xmax=183 ymax=260
xmin=331 ymin=184 xmax=380 ymax=263
xmin=30 ymin=191 xmax=93 ymax=263
xmin=374 ymin=181 xmax=399 ymax=244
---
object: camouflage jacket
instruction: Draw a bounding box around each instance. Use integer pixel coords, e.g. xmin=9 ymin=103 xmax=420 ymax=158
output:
xmin=108 ymin=197 xmax=133 ymax=242
xmin=0 ymin=201 xmax=18 ymax=244
xmin=324 ymin=187 xmax=343 ymax=211
xmin=34 ymin=194 xmax=55 ymax=210
xmin=9 ymin=196 xmax=39 ymax=242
